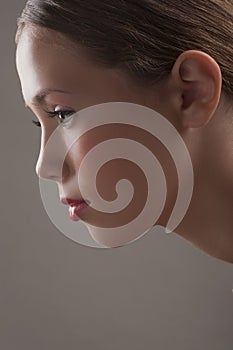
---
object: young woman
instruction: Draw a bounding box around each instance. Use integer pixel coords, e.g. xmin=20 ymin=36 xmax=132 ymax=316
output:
xmin=15 ymin=0 xmax=233 ymax=263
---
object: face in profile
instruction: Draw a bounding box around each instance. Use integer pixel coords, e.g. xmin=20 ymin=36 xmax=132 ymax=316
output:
xmin=16 ymin=25 xmax=173 ymax=248
xmin=16 ymin=25 xmax=233 ymax=262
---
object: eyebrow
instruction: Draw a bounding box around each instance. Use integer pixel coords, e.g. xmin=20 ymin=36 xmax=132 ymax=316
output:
xmin=25 ymin=88 xmax=72 ymax=108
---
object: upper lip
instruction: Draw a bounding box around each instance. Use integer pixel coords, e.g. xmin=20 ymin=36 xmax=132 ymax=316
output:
xmin=60 ymin=197 xmax=88 ymax=206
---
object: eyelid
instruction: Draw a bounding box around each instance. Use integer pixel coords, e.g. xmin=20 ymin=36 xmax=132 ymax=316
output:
xmin=32 ymin=120 xmax=41 ymax=127
xmin=55 ymin=105 xmax=73 ymax=111
xmin=31 ymin=109 xmax=75 ymax=128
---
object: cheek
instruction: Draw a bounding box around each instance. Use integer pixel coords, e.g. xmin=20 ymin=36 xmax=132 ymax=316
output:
xmin=66 ymin=122 xmax=179 ymax=248
xmin=70 ymin=124 xmax=151 ymax=221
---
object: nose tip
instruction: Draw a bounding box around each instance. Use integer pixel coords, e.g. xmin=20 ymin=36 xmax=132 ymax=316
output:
xmin=35 ymin=133 xmax=72 ymax=182
xmin=35 ymin=161 xmax=67 ymax=182
xmin=35 ymin=167 xmax=61 ymax=181
xmin=36 ymin=166 xmax=70 ymax=183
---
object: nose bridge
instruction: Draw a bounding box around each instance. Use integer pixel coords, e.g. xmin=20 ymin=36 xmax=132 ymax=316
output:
xmin=35 ymin=127 xmax=69 ymax=181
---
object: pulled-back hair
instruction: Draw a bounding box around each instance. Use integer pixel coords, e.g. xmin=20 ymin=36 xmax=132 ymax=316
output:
xmin=15 ymin=0 xmax=233 ymax=105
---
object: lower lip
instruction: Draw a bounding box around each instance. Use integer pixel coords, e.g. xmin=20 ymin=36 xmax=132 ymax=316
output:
xmin=68 ymin=202 xmax=89 ymax=221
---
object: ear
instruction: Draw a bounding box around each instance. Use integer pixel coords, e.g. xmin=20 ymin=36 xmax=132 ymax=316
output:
xmin=171 ymin=50 xmax=222 ymax=129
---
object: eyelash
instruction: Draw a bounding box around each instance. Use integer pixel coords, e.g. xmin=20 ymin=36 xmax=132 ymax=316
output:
xmin=32 ymin=110 xmax=75 ymax=128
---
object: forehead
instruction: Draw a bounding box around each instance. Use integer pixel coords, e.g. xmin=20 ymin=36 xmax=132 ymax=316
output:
xmin=15 ymin=25 xmax=138 ymax=108
xmin=17 ymin=24 xmax=87 ymax=58
xmin=15 ymin=26 xmax=91 ymax=103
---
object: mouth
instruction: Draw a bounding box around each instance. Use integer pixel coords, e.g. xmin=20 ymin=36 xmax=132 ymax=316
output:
xmin=60 ymin=198 xmax=90 ymax=221
xmin=68 ymin=202 xmax=89 ymax=221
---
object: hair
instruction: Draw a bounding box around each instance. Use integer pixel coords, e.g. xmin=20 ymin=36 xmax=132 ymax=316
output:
xmin=15 ymin=0 xmax=233 ymax=108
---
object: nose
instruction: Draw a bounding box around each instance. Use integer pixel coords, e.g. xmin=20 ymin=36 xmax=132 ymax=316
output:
xmin=36 ymin=158 xmax=69 ymax=182
xmin=35 ymin=129 xmax=70 ymax=182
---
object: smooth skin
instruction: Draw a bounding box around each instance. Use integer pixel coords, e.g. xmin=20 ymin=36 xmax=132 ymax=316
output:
xmin=16 ymin=25 xmax=233 ymax=262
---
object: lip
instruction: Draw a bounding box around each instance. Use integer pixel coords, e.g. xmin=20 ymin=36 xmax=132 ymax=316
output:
xmin=60 ymin=197 xmax=90 ymax=206
xmin=60 ymin=197 xmax=90 ymax=221
xmin=68 ymin=202 xmax=89 ymax=221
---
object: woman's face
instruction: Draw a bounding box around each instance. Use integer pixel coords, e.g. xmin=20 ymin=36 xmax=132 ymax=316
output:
xmin=15 ymin=24 xmax=233 ymax=261
xmin=15 ymin=26 xmax=189 ymax=248
xmin=16 ymin=27 xmax=179 ymax=246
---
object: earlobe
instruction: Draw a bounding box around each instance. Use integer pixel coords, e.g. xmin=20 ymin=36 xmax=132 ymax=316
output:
xmin=172 ymin=50 xmax=222 ymax=129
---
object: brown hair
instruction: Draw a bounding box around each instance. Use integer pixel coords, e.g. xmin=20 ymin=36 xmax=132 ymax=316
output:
xmin=15 ymin=0 xmax=233 ymax=105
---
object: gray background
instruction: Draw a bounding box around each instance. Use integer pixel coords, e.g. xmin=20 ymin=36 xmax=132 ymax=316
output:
xmin=0 ymin=1 xmax=232 ymax=349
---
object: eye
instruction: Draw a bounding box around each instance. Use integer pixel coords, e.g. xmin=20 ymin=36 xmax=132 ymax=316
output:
xmin=32 ymin=109 xmax=76 ymax=128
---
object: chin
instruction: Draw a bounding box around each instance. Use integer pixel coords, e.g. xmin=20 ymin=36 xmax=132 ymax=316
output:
xmin=91 ymin=234 xmax=129 ymax=248
xmin=87 ymin=226 xmax=140 ymax=249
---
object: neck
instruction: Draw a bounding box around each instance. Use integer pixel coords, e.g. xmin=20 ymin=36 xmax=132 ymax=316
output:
xmin=170 ymin=173 xmax=233 ymax=264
